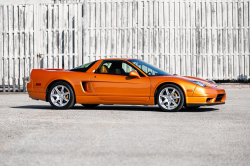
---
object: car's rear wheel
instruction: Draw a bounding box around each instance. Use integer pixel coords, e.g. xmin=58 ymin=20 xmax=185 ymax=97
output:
xmin=81 ymin=104 xmax=99 ymax=108
xmin=48 ymin=81 xmax=75 ymax=109
xmin=157 ymin=84 xmax=185 ymax=112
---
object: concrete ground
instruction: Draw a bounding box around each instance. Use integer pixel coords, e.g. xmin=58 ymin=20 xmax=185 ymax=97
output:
xmin=0 ymin=89 xmax=250 ymax=166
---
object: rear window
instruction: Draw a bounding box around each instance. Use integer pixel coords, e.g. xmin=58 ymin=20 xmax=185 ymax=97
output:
xmin=69 ymin=61 xmax=97 ymax=72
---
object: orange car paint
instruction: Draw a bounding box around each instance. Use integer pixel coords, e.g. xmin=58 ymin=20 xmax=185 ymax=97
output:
xmin=27 ymin=58 xmax=226 ymax=106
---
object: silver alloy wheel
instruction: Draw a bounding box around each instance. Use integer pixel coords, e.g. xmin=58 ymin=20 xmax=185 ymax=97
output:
xmin=159 ymin=87 xmax=181 ymax=110
xmin=50 ymin=85 xmax=70 ymax=107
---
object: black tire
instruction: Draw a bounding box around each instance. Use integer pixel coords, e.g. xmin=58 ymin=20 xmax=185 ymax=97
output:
xmin=185 ymin=106 xmax=200 ymax=109
xmin=156 ymin=84 xmax=185 ymax=112
xmin=48 ymin=81 xmax=75 ymax=109
xmin=82 ymin=104 xmax=99 ymax=108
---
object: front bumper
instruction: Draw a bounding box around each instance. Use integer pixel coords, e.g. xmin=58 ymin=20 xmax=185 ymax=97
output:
xmin=186 ymin=86 xmax=226 ymax=106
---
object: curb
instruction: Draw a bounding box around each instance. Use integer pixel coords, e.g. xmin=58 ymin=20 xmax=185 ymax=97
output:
xmin=217 ymin=83 xmax=250 ymax=89
xmin=0 ymin=92 xmax=28 ymax=94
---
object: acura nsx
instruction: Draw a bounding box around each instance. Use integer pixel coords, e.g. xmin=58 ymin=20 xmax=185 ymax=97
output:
xmin=27 ymin=59 xmax=226 ymax=111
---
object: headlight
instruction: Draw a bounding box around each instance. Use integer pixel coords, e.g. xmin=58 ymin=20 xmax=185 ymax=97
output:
xmin=188 ymin=80 xmax=206 ymax=87
xmin=207 ymin=80 xmax=216 ymax=84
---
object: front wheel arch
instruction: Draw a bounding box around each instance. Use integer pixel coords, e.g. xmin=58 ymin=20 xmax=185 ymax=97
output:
xmin=46 ymin=80 xmax=75 ymax=102
xmin=154 ymin=82 xmax=186 ymax=105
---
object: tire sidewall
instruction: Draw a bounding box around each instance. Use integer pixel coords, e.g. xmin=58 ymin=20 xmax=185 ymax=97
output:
xmin=48 ymin=81 xmax=75 ymax=109
xmin=157 ymin=84 xmax=185 ymax=112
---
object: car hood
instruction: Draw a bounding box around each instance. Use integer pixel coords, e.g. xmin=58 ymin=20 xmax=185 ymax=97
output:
xmin=181 ymin=76 xmax=218 ymax=87
xmin=153 ymin=75 xmax=218 ymax=88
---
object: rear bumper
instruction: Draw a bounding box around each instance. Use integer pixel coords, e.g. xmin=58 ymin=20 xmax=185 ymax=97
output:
xmin=186 ymin=102 xmax=225 ymax=107
xmin=28 ymin=91 xmax=46 ymax=101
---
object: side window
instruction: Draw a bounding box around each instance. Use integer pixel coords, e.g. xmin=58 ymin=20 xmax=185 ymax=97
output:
xmin=131 ymin=61 xmax=156 ymax=75
xmin=97 ymin=61 xmax=124 ymax=75
xmin=103 ymin=62 xmax=112 ymax=68
xmin=96 ymin=60 xmax=144 ymax=76
xmin=122 ymin=62 xmax=137 ymax=74
xmin=122 ymin=62 xmax=145 ymax=77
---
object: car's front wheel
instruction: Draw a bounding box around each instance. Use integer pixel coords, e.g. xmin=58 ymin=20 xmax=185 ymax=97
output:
xmin=157 ymin=84 xmax=185 ymax=112
xmin=48 ymin=81 xmax=75 ymax=109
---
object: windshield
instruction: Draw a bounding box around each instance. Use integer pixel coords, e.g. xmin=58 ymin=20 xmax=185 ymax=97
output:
xmin=69 ymin=61 xmax=97 ymax=72
xmin=128 ymin=59 xmax=170 ymax=76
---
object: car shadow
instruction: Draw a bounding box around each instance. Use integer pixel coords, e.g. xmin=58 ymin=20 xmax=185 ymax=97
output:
xmin=12 ymin=105 xmax=218 ymax=112
xmin=180 ymin=107 xmax=218 ymax=112
xmin=12 ymin=105 xmax=54 ymax=110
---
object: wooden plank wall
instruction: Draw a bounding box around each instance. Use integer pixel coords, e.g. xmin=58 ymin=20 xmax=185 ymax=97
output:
xmin=81 ymin=0 xmax=249 ymax=81
xmin=0 ymin=3 xmax=82 ymax=92
xmin=39 ymin=3 xmax=80 ymax=70
xmin=0 ymin=4 xmax=35 ymax=92
xmin=0 ymin=0 xmax=250 ymax=92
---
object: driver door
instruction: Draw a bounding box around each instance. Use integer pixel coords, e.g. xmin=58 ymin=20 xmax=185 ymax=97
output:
xmin=90 ymin=60 xmax=150 ymax=101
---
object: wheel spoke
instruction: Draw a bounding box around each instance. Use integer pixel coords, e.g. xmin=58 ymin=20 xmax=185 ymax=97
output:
xmin=165 ymin=88 xmax=170 ymax=95
xmin=173 ymin=96 xmax=180 ymax=99
xmin=59 ymin=98 xmax=63 ymax=105
xmin=55 ymin=98 xmax=60 ymax=103
xmin=167 ymin=101 xmax=171 ymax=109
xmin=160 ymin=95 xmax=168 ymax=98
xmin=55 ymin=87 xmax=60 ymax=94
xmin=171 ymin=89 xmax=175 ymax=95
xmin=52 ymin=94 xmax=59 ymax=97
xmin=160 ymin=100 xmax=167 ymax=105
xmin=172 ymin=100 xmax=177 ymax=106
xmin=63 ymin=98 xmax=69 ymax=102
xmin=64 ymin=92 xmax=69 ymax=95
xmin=61 ymin=86 xmax=64 ymax=93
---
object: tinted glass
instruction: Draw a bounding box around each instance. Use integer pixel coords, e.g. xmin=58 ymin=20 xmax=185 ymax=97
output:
xmin=128 ymin=59 xmax=170 ymax=76
xmin=69 ymin=61 xmax=97 ymax=72
xmin=96 ymin=60 xmax=144 ymax=76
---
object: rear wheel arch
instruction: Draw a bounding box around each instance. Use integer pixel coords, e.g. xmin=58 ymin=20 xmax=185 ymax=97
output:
xmin=154 ymin=82 xmax=186 ymax=105
xmin=46 ymin=80 xmax=75 ymax=102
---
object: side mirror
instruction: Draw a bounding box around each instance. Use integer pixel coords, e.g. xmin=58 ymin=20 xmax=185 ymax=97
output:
xmin=129 ymin=71 xmax=141 ymax=79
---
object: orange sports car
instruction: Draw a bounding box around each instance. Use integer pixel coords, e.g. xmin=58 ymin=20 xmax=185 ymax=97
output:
xmin=27 ymin=58 xmax=226 ymax=111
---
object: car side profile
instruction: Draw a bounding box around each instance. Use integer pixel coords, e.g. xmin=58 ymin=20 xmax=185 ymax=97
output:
xmin=27 ymin=59 xmax=226 ymax=111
